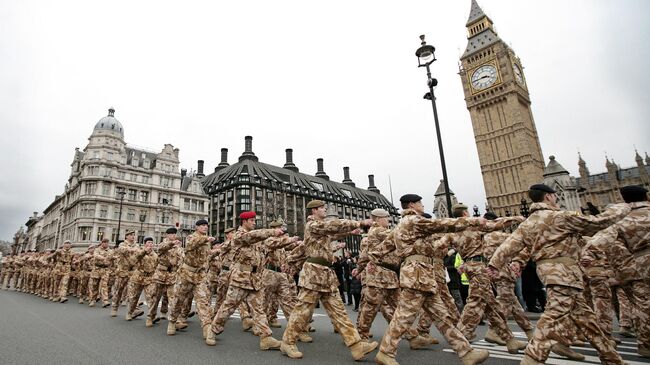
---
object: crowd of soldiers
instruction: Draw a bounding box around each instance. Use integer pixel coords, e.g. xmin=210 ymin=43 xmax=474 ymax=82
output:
xmin=0 ymin=183 xmax=648 ymax=365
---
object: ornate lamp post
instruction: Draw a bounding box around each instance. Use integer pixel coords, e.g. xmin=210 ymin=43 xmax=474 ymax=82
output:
xmin=139 ymin=214 xmax=147 ymax=243
xmin=416 ymin=35 xmax=452 ymax=215
xmin=520 ymin=198 xmax=530 ymax=218
xmin=472 ymin=205 xmax=480 ymax=217
xmin=115 ymin=187 xmax=126 ymax=247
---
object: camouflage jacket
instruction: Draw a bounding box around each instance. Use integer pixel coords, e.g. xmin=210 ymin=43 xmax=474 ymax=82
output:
xmin=153 ymin=239 xmax=183 ymax=284
xmin=113 ymin=241 xmax=139 ymax=277
xmin=363 ymin=225 xmax=400 ymax=289
xmin=218 ymin=239 xmax=236 ymax=267
xmin=482 ymin=231 xmax=519 ymax=282
xmin=298 ymin=216 xmax=360 ymax=293
xmin=53 ymin=247 xmax=74 ymax=273
xmin=131 ymin=249 xmax=158 ymax=285
xmin=207 ymin=249 xmax=222 ymax=282
xmin=580 ymin=236 xmax=614 ymax=279
xmin=229 ymin=227 xmax=279 ymax=291
xmin=489 ymin=202 xmax=629 ymax=290
xmin=82 ymin=252 xmax=94 ymax=272
xmin=447 ymin=217 xmax=523 ymax=260
xmin=93 ymin=247 xmax=112 ymax=269
xmin=177 ymin=232 xmax=210 ymax=284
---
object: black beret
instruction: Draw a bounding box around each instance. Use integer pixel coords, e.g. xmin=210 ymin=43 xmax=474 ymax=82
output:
xmin=422 ymin=213 xmax=433 ymax=219
xmin=483 ymin=212 xmax=498 ymax=220
xmin=165 ymin=227 xmax=178 ymax=234
xmin=529 ymin=184 xmax=555 ymax=194
xmin=399 ymin=194 xmax=422 ymax=204
xmin=143 ymin=236 xmax=154 ymax=243
xmin=620 ymin=185 xmax=648 ymax=203
xmin=195 ymin=219 xmax=209 ymax=226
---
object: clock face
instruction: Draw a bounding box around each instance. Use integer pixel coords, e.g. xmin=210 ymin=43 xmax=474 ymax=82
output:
xmin=471 ymin=64 xmax=498 ymax=90
xmin=513 ymin=63 xmax=525 ymax=85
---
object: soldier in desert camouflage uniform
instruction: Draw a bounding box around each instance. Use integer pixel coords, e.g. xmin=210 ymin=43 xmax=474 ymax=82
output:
xmin=585 ymin=185 xmax=650 ymax=358
xmin=581 ymin=236 xmax=617 ymax=342
xmin=89 ymin=239 xmax=112 ymax=307
xmin=111 ymin=231 xmax=139 ymax=316
xmin=613 ymin=288 xmax=636 ymax=337
xmin=76 ymin=246 xmax=94 ymax=304
xmin=374 ymin=194 xmax=489 ymax=365
xmin=206 ymin=211 xmax=287 ymax=350
xmin=147 ymin=227 xmax=183 ymax=327
xmin=51 ymin=240 xmax=75 ymax=303
xmin=126 ymin=237 xmax=157 ymax=321
xmin=488 ymin=183 xmax=629 ymax=365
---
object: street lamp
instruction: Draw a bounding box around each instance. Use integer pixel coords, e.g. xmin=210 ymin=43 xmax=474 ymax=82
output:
xmin=416 ymin=34 xmax=452 ymax=216
xmin=520 ymin=198 xmax=530 ymax=218
xmin=115 ymin=187 xmax=126 ymax=247
xmin=472 ymin=205 xmax=480 ymax=217
xmin=139 ymin=214 xmax=147 ymax=243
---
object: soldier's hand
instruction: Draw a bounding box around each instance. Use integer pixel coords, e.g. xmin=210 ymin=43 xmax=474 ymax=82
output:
xmin=350 ymin=228 xmax=362 ymax=235
xmin=207 ymin=237 xmax=216 ymax=243
xmin=359 ymin=219 xmax=373 ymax=228
xmin=509 ymin=262 xmax=521 ymax=277
xmin=274 ymin=228 xmax=285 ymax=236
xmin=366 ymin=262 xmax=376 ymax=274
xmin=511 ymin=216 xmax=526 ymax=224
xmin=173 ymin=240 xmax=181 ymax=246
xmin=486 ymin=265 xmax=499 ymax=279
xmin=474 ymin=217 xmax=487 ymax=227
xmin=290 ymin=236 xmax=300 ymax=243
xmin=144 ymin=246 xmax=153 ymax=253
xmin=447 ymin=248 xmax=456 ymax=257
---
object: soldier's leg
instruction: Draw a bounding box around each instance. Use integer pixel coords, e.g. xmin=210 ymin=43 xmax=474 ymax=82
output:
xmin=99 ymin=272 xmax=110 ymax=303
xmin=249 ymin=288 xmax=274 ymax=339
xmin=357 ymin=286 xmax=385 ymax=339
xmin=457 ymin=269 xmax=493 ymax=339
xmin=213 ymin=273 xmax=229 ymax=315
xmin=192 ymin=281 xmax=212 ymax=328
xmin=319 ymin=291 xmax=363 ymax=346
xmin=282 ymin=289 xmax=319 ymax=345
xmin=589 ymin=277 xmax=614 ymax=338
xmin=168 ymin=279 xmax=192 ymax=324
xmin=179 ymin=291 xmax=194 ymax=321
xmin=211 ymin=286 xmax=248 ymax=334
xmin=127 ymin=282 xmax=144 ymax=316
xmin=276 ymin=275 xmax=297 ymax=320
xmin=147 ymin=283 xmax=163 ymax=320
xmin=111 ymin=277 xmax=128 ymax=310
xmin=162 ymin=284 xmax=173 ymax=315
xmin=424 ymin=291 xmax=474 ymax=356
xmin=626 ymin=281 xmax=650 ymax=353
xmin=58 ymin=272 xmax=71 ymax=300
xmin=378 ymin=288 xmax=427 ymax=357
xmin=615 ymin=286 xmax=634 ymax=331
xmin=496 ymin=280 xmax=533 ymax=332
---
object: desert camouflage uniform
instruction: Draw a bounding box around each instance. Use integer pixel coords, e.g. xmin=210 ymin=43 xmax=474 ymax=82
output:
xmin=90 ymin=246 xmax=112 ymax=305
xmin=148 ymin=239 xmax=183 ymax=321
xmin=261 ymin=236 xmax=300 ymax=326
xmin=51 ymin=246 xmax=74 ymax=300
xmin=12 ymin=254 xmax=25 ymax=290
xmin=375 ymin=209 xmax=481 ymax=360
xmin=581 ymin=238 xmax=615 ymax=339
xmin=207 ymin=248 xmax=222 ymax=310
xmin=0 ymin=256 xmax=12 ymax=289
xmin=613 ymin=287 xmax=636 ymax=331
xmin=77 ymin=251 xmax=94 ymax=301
xmin=587 ymin=200 xmax=650 ymax=355
xmin=490 ymin=202 xmax=629 ymax=364
xmin=127 ymin=247 xmax=158 ymax=317
xmin=112 ymin=241 xmax=139 ymax=311
xmin=168 ymin=231 xmax=212 ymax=329
xmin=210 ymin=227 xmax=281 ymax=339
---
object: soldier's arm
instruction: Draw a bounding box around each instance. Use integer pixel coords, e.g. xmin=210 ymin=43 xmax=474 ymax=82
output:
xmin=561 ymin=203 xmax=630 ymax=236
xmin=356 ymin=238 xmax=370 ymax=273
xmin=235 ymin=229 xmax=279 ymax=247
xmin=367 ymin=231 xmax=397 ymax=264
xmin=158 ymin=240 xmax=175 ymax=253
xmin=185 ymin=234 xmax=210 ymax=252
xmin=488 ymin=224 xmax=529 ymax=270
xmin=413 ymin=216 xmax=481 ymax=236
xmin=265 ymin=236 xmax=297 ymax=250
xmin=309 ymin=219 xmax=361 ymax=237
xmin=483 ymin=216 xmax=525 ymax=232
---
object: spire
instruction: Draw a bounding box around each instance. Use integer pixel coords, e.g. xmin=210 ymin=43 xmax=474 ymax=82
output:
xmin=646 ymin=152 xmax=650 ymax=166
xmin=462 ymin=0 xmax=500 ymax=58
xmin=466 ymin=0 xmax=488 ymax=26
xmin=578 ymin=152 xmax=585 ymax=165
xmin=544 ymin=155 xmax=569 ymax=177
xmin=635 ymin=149 xmax=643 ymax=163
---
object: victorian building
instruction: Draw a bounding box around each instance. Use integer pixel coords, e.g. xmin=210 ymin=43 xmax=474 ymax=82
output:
xmin=27 ymin=108 xmax=209 ymax=250
xmin=201 ymin=136 xmax=398 ymax=251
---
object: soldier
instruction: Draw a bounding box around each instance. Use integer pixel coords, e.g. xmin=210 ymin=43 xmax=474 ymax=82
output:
xmin=76 ymin=246 xmax=95 ymax=304
xmin=126 ymin=237 xmax=158 ymax=321
xmin=51 ymin=240 xmax=74 ymax=303
xmin=373 ymin=194 xmax=489 ymax=365
xmin=356 ymin=208 xmax=431 ymax=349
xmin=279 ymin=200 xmax=378 ymax=361
xmin=614 ymin=288 xmax=636 ymax=337
xmin=1 ymin=254 xmax=12 ymax=289
xmin=487 ymin=183 xmax=629 ymax=365
xmin=585 ymin=185 xmax=650 ymax=358
xmin=89 ymin=239 xmax=112 ymax=307
xmin=166 ymin=219 xmax=214 ymax=338
xmin=581 ymin=236 xmax=617 ymax=342
xmin=148 ymin=227 xmax=183 ymax=327
xmin=206 ymin=241 xmax=222 ymax=314
xmin=111 ymin=231 xmax=139 ymax=317
xmin=206 ymin=211 xmax=286 ymax=350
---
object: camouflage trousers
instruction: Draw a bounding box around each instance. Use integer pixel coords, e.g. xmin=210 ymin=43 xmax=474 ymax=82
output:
xmin=457 ymin=263 xmax=515 ymax=342
xmin=357 ymin=286 xmax=419 ymax=340
xmin=77 ymin=273 xmax=90 ymax=300
xmin=415 ymin=266 xmax=461 ymax=336
xmin=168 ymin=278 xmax=211 ymax=328
xmin=621 ymin=280 xmax=650 ymax=350
xmin=263 ymin=270 xmax=297 ymax=324
xmin=585 ymin=277 xmax=613 ymax=338
xmin=148 ymin=282 xmax=175 ymax=320
xmin=0 ymin=270 xmax=6 ymax=289
xmin=211 ymin=285 xmax=272 ymax=338
xmin=112 ymin=276 xmax=130 ymax=311
xmin=89 ymin=269 xmax=111 ymax=303
xmin=57 ymin=271 xmax=71 ymax=299
xmin=613 ymin=287 xmax=635 ymax=329
xmin=127 ymin=280 xmax=155 ymax=316
xmin=211 ymin=270 xmax=231 ymax=316
xmin=283 ymin=288 xmax=361 ymax=347
xmin=379 ymin=287 xmax=472 ymax=358
xmin=495 ymin=279 xmax=533 ymax=332
xmin=526 ymin=284 xmax=623 ymax=364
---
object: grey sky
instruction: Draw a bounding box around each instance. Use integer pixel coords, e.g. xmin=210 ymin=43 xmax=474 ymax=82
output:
xmin=1 ymin=0 xmax=649 ymax=240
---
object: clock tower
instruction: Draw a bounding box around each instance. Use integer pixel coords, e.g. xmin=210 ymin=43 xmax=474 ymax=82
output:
xmin=459 ymin=0 xmax=545 ymax=216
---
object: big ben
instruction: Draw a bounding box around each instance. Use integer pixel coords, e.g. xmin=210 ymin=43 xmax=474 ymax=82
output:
xmin=459 ymin=0 xmax=545 ymax=216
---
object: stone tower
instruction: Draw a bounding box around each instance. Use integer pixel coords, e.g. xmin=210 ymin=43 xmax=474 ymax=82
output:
xmin=458 ymin=0 xmax=545 ymax=216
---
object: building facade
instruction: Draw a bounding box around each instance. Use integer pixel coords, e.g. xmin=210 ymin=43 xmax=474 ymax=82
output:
xmin=432 ymin=179 xmax=459 ymax=218
xmin=201 ymin=136 xmax=398 ymax=252
xmin=27 ymin=108 xmax=209 ymax=250
xmin=459 ymin=0 xmax=545 ymax=217
xmin=542 ymin=156 xmax=581 ymax=212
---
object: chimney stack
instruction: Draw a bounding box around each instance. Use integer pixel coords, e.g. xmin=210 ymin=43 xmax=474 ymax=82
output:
xmin=239 ymin=136 xmax=258 ymax=162
xmin=283 ymin=148 xmax=299 ymax=172
xmin=368 ymin=174 xmax=380 ymax=193
xmin=196 ymin=160 xmax=205 ymax=177
xmin=315 ymin=158 xmax=329 ymax=180
xmin=342 ymin=167 xmax=355 ymax=186
xmin=216 ymin=148 xmax=230 ymax=171
xmin=181 ymin=168 xmax=187 ymax=178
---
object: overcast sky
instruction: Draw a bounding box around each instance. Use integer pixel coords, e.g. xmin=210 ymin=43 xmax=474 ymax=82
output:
xmin=1 ymin=0 xmax=649 ymax=241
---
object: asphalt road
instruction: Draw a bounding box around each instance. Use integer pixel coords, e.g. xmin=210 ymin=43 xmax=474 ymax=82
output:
xmin=0 ymin=290 xmax=645 ymax=365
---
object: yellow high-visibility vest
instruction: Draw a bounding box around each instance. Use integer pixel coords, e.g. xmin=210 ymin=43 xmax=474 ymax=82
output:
xmin=454 ymin=253 xmax=469 ymax=285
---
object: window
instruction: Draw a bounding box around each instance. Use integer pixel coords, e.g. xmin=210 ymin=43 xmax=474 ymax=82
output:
xmin=143 ymin=160 xmax=150 ymax=168
xmin=191 ymin=200 xmax=198 ymax=211
xmin=130 ymin=173 xmax=137 ymax=182
xmin=131 ymin=158 xmax=138 ymax=167
xmin=88 ymin=165 xmax=99 ymax=175
xmin=84 ymin=182 xmax=96 ymax=195
xmin=161 ymin=176 xmax=170 ymax=187
xmin=118 ymin=171 xmax=126 ymax=180
xmin=102 ymin=183 xmax=111 ymax=196
xmin=107 ymin=152 xmax=113 ymax=161
xmin=198 ymin=201 xmax=204 ymax=212
xmin=93 ymin=151 xmax=99 ymax=159
xmin=184 ymin=198 xmax=191 ymax=210
xmin=142 ymin=176 xmax=149 ymax=184
xmin=311 ymin=182 xmax=324 ymax=191
xmin=128 ymin=189 xmax=137 ymax=201
xmin=97 ymin=227 xmax=105 ymax=241
xmin=341 ymin=189 xmax=352 ymax=198
xmin=140 ymin=191 xmax=149 ymax=202
xmin=159 ymin=192 xmax=172 ymax=205
xmin=113 ymin=211 xmax=120 ymax=220
xmin=127 ymin=209 xmax=135 ymax=221
xmin=79 ymin=227 xmax=92 ymax=241
xmin=80 ymin=203 xmax=95 ymax=217
xmin=161 ymin=212 xmax=171 ymax=224
xmin=99 ymin=205 xmax=108 ymax=218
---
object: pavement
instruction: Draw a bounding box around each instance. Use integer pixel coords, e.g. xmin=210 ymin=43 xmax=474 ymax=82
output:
xmin=0 ymin=290 xmax=645 ymax=365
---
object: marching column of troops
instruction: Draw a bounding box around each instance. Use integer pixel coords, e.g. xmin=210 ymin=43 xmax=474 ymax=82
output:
xmin=1 ymin=183 xmax=648 ymax=365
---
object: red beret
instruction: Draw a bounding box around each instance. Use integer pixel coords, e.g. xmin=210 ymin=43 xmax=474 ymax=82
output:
xmin=239 ymin=211 xmax=256 ymax=220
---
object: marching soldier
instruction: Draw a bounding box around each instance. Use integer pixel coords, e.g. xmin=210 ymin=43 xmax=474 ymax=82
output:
xmin=126 ymin=237 xmax=157 ymax=321
xmin=111 ymin=231 xmax=139 ymax=317
xmin=148 ymin=227 xmax=183 ymax=327
xmin=89 ymin=239 xmax=112 ymax=307
xmin=51 ymin=240 xmax=75 ymax=303
xmin=487 ymin=183 xmax=629 ymax=365
xmin=76 ymin=246 xmax=95 ymax=304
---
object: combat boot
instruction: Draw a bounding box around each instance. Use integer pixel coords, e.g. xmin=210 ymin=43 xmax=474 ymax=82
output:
xmin=176 ymin=321 xmax=188 ymax=330
xmin=242 ymin=318 xmax=253 ymax=331
xmin=202 ymin=325 xmax=211 ymax=340
xmin=132 ymin=309 xmax=144 ymax=319
xmin=350 ymin=340 xmax=378 ymax=361
xmin=506 ymin=338 xmax=528 ymax=354
xmin=639 ymin=345 xmax=650 ymax=358
xmin=409 ymin=336 xmax=431 ymax=350
xmin=125 ymin=313 xmax=133 ymax=321
xmin=260 ymin=336 xmax=282 ymax=350
xmin=281 ymin=343 xmax=303 ymax=359
xmin=187 ymin=310 xmax=196 ymax=318
xmin=102 ymin=301 xmax=110 ymax=308
xmin=110 ymin=309 xmax=117 ymax=317
xmin=88 ymin=301 xmax=96 ymax=307
xmin=167 ymin=322 xmax=176 ymax=336
xmin=269 ymin=319 xmax=281 ymax=328
xmin=307 ymin=325 xmax=316 ymax=332
xmin=551 ymin=344 xmax=585 ymax=361
xmin=619 ymin=327 xmax=636 ymax=338
xmin=460 ymin=349 xmax=489 ymax=365
xmin=145 ymin=318 xmax=153 ymax=327
xmin=205 ymin=329 xmax=217 ymax=346
xmin=484 ymin=328 xmax=506 ymax=345
xmin=78 ymin=298 xmax=84 ymax=304
xmin=375 ymin=351 xmax=399 ymax=365
xmin=298 ymin=332 xmax=313 ymax=343
xmin=419 ymin=333 xmax=439 ymax=345
xmin=520 ymin=354 xmax=543 ymax=365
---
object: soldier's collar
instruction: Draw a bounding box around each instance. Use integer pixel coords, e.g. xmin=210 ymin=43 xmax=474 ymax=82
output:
xmin=401 ymin=209 xmax=418 ymax=217
xmin=629 ymin=201 xmax=650 ymax=210
xmin=529 ymin=202 xmax=559 ymax=212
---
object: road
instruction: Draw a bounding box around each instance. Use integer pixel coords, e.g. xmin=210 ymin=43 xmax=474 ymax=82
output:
xmin=0 ymin=290 xmax=645 ymax=365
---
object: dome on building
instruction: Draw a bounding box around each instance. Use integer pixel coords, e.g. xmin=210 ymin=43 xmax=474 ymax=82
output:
xmin=93 ymin=107 xmax=124 ymax=137
xmin=543 ymin=155 xmax=569 ymax=177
